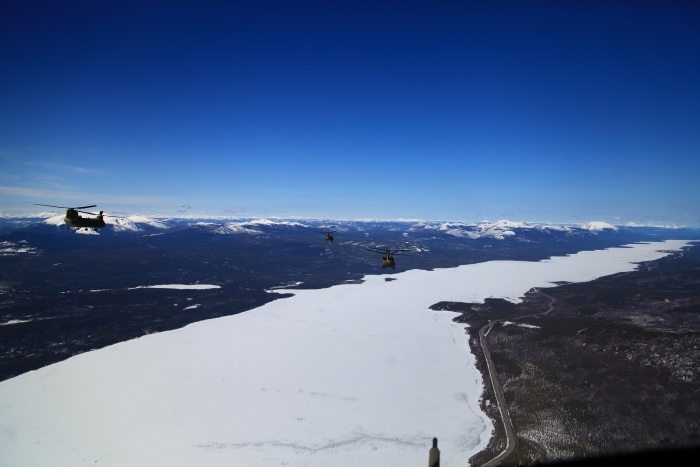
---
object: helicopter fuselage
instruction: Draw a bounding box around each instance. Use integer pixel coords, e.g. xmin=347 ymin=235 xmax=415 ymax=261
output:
xmin=64 ymin=209 xmax=106 ymax=229
xmin=381 ymin=253 xmax=395 ymax=269
xmin=324 ymin=234 xmax=334 ymax=242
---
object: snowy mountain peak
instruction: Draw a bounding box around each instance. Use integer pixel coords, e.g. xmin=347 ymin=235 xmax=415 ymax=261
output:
xmin=43 ymin=214 xmax=66 ymax=226
xmin=579 ymin=221 xmax=619 ymax=232
xmin=243 ymin=219 xmax=309 ymax=228
xmin=105 ymin=217 xmax=145 ymax=232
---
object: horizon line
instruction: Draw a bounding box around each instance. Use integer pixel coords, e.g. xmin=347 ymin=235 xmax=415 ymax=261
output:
xmin=0 ymin=211 xmax=690 ymax=229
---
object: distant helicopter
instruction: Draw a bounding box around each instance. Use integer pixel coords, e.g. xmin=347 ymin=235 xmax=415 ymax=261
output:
xmin=364 ymin=247 xmax=417 ymax=269
xmin=319 ymin=231 xmax=336 ymax=242
xmin=34 ymin=204 xmax=118 ymax=231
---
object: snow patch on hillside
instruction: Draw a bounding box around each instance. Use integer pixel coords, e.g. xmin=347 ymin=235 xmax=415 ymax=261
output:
xmin=0 ymin=319 xmax=32 ymax=326
xmin=75 ymin=228 xmax=99 ymax=235
xmin=503 ymin=321 xmax=541 ymax=329
xmin=129 ymin=284 xmax=221 ymax=290
xmin=0 ymin=240 xmax=37 ymax=256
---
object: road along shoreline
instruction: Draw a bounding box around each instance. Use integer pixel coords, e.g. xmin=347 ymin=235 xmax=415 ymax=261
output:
xmin=479 ymin=320 xmax=517 ymax=467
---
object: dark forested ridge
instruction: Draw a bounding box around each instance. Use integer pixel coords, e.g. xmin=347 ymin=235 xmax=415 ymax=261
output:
xmin=432 ymin=242 xmax=700 ymax=465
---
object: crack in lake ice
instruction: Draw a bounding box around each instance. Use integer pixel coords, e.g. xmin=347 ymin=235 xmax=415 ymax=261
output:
xmin=194 ymin=432 xmax=425 ymax=452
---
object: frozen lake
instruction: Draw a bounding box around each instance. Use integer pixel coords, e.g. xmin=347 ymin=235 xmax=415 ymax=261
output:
xmin=0 ymin=240 xmax=691 ymax=467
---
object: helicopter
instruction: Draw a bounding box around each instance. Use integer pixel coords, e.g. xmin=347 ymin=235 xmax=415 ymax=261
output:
xmin=34 ymin=204 xmax=118 ymax=231
xmin=319 ymin=231 xmax=336 ymax=242
xmin=364 ymin=247 xmax=417 ymax=269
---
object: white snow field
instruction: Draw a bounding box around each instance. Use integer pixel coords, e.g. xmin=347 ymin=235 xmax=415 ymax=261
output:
xmin=0 ymin=240 xmax=691 ymax=467
xmin=129 ymin=284 xmax=221 ymax=290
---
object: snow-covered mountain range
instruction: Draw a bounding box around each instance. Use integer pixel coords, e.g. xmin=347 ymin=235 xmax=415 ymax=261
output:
xmin=408 ymin=219 xmax=575 ymax=240
xmin=42 ymin=213 xmax=168 ymax=231
xmin=0 ymin=213 xmax=691 ymax=243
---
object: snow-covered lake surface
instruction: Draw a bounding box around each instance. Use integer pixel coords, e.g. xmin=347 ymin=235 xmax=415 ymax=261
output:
xmin=0 ymin=241 xmax=691 ymax=467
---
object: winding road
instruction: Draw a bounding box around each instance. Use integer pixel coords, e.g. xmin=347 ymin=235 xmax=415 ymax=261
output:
xmin=479 ymin=320 xmax=517 ymax=467
xmin=479 ymin=289 xmax=557 ymax=466
xmin=520 ymin=288 xmax=557 ymax=319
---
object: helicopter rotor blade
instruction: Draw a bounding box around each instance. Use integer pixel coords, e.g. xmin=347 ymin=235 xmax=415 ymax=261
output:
xmin=34 ymin=204 xmax=70 ymax=209
xmin=391 ymin=248 xmax=418 ymax=253
xmin=75 ymin=210 xmax=125 ymax=219
xmin=34 ymin=204 xmax=97 ymax=210
xmin=364 ymin=247 xmax=387 ymax=254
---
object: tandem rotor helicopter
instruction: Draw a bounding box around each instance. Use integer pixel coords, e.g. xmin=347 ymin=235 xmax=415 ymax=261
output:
xmin=34 ymin=204 xmax=120 ymax=231
xmin=319 ymin=231 xmax=336 ymax=243
xmin=364 ymin=247 xmax=418 ymax=269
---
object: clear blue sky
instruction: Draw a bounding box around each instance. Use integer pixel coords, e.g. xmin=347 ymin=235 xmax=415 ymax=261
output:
xmin=1 ymin=1 xmax=698 ymax=225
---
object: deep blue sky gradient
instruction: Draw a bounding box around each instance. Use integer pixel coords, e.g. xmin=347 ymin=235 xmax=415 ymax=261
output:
xmin=1 ymin=1 xmax=698 ymax=225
